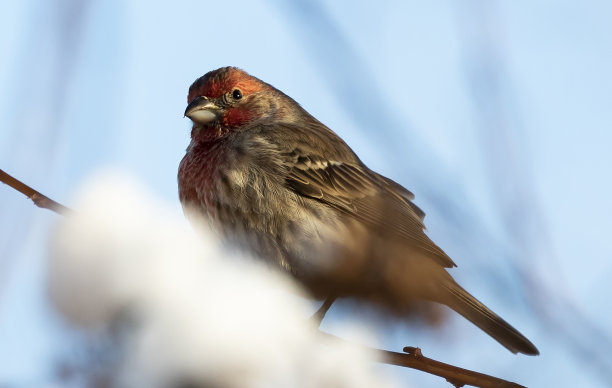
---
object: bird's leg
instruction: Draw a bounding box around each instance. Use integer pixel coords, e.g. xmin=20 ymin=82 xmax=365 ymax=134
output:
xmin=310 ymin=296 xmax=336 ymax=326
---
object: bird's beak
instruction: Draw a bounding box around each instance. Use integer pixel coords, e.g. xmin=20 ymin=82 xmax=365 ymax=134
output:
xmin=184 ymin=96 xmax=220 ymax=125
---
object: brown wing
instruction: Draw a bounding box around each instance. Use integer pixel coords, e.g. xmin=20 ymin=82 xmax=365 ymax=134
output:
xmin=280 ymin=146 xmax=456 ymax=269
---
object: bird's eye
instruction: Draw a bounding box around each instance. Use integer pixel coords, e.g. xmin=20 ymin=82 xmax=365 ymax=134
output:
xmin=232 ymin=89 xmax=242 ymax=100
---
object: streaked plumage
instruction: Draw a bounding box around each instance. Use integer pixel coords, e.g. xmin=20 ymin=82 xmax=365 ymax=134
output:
xmin=178 ymin=67 xmax=539 ymax=355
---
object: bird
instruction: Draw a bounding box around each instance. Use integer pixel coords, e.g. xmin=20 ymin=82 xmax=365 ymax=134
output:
xmin=178 ymin=66 xmax=539 ymax=356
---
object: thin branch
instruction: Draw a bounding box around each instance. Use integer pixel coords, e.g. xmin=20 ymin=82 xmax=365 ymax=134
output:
xmin=0 ymin=169 xmax=70 ymax=214
xmin=384 ymin=347 xmax=524 ymax=388
xmin=1 ymin=170 xmax=525 ymax=387
xmin=320 ymin=332 xmax=525 ymax=388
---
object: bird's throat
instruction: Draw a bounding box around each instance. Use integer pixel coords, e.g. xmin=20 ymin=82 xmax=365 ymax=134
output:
xmin=191 ymin=124 xmax=228 ymax=142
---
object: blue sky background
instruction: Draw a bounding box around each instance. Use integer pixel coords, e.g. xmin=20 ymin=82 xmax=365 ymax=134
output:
xmin=0 ymin=0 xmax=611 ymax=386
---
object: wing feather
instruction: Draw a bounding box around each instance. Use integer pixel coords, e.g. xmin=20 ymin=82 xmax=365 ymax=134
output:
xmin=258 ymin=122 xmax=456 ymax=268
xmin=285 ymin=152 xmax=456 ymax=268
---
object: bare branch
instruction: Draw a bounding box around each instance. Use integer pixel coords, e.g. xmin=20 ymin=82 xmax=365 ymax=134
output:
xmin=321 ymin=332 xmax=526 ymax=388
xmin=1 ymin=169 xmax=525 ymax=387
xmin=0 ymin=168 xmax=71 ymax=214
xmin=387 ymin=347 xmax=523 ymax=388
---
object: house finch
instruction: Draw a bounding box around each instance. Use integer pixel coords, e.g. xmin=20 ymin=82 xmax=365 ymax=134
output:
xmin=178 ymin=66 xmax=539 ymax=355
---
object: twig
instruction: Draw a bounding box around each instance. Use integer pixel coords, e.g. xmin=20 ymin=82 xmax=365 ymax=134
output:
xmin=388 ymin=347 xmax=524 ymax=388
xmin=1 ymin=169 xmax=526 ymax=387
xmin=320 ymin=332 xmax=526 ymax=388
xmin=0 ymin=169 xmax=71 ymax=214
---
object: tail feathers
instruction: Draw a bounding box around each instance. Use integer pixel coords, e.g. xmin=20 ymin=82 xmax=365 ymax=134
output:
xmin=443 ymin=283 xmax=539 ymax=355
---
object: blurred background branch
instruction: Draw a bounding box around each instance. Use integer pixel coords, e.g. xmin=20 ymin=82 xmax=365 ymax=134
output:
xmin=453 ymin=2 xmax=612 ymax=383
